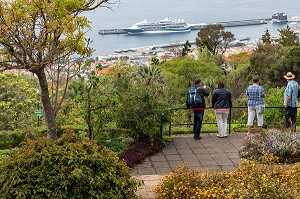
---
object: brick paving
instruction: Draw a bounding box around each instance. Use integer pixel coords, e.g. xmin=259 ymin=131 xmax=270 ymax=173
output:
xmin=131 ymin=133 xmax=246 ymax=199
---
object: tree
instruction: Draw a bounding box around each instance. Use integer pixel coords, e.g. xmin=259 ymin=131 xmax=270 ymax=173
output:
xmin=160 ymin=57 xmax=224 ymax=106
xmin=68 ymin=63 xmax=117 ymax=140
xmin=276 ymin=26 xmax=299 ymax=47
xmin=0 ymin=72 xmax=40 ymax=130
xmin=272 ymin=46 xmax=300 ymax=85
xmin=195 ymin=24 xmax=235 ymax=55
xmin=137 ymin=65 xmax=163 ymax=85
xmin=181 ymin=40 xmax=191 ymax=56
xmin=249 ymin=43 xmax=286 ymax=87
xmin=115 ymin=74 xmax=168 ymax=141
xmin=261 ymin=28 xmax=271 ymax=44
xmin=0 ymin=0 xmax=110 ymax=139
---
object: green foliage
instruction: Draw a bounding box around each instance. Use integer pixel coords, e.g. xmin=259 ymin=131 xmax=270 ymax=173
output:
xmin=160 ymin=57 xmax=224 ymax=107
xmin=68 ymin=69 xmax=117 ymax=139
xmin=276 ymin=25 xmax=299 ymax=47
xmin=196 ymin=24 xmax=235 ymax=55
xmin=0 ymin=149 xmax=13 ymax=162
xmin=0 ymin=129 xmax=26 ymax=150
xmin=97 ymin=137 xmax=130 ymax=155
xmin=181 ymin=40 xmax=191 ymax=56
xmin=0 ymin=72 xmax=40 ymax=130
xmin=250 ymin=43 xmax=286 ymax=87
xmin=277 ymin=46 xmax=300 ymax=84
xmin=0 ymin=131 xmax=139 ymax=199
xmin=264 ymin=87 xmax=285 ymax=124
xmin=0 ymin=0 xmax=110 ymax=139
xmin=261 ymin=28 xmax=271 ymax=44
xmin=115 ymin=72 xmax=168 ymax=141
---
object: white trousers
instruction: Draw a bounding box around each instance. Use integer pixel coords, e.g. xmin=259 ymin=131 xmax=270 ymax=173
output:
xmin=247 ymin=106 xmax=264 ymax=127
xmin=214 ymin=109 xmax=229 ymax=137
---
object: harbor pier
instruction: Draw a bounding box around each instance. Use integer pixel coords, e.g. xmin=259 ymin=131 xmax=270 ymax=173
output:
xmin=98 ymin=18 xmax=272 ymax=35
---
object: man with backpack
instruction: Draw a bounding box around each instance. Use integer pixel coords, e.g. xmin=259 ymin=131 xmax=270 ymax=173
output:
xmin=186 ymin=78 xmax=209 ymax=140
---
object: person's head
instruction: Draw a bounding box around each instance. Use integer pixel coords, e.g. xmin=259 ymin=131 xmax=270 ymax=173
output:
xmin=284 ymin=72 xmax=295 ymax=81
xmin=217 ymin=82 xmax=225 ymax=89
xmin=252 ymin=75 xmax=260 ymax=83
xmin=194 ymin=78 xmax=201 ymax=86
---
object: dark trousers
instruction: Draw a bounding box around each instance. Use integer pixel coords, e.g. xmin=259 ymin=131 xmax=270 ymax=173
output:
xmin=285 ymin=106 xmax=297 ymax=128
xmin=193 ymin=110 xmax=204 ymax=138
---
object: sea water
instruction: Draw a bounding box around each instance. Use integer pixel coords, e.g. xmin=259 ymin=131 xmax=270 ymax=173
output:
xmin=82 ymin=0 xmax=300 ymax=57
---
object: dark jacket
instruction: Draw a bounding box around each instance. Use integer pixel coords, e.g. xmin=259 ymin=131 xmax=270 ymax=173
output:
xmin=212 ymin=88 xmax=232 ymax=109
xmin=186 ymin=86 xmax=210 ymax=108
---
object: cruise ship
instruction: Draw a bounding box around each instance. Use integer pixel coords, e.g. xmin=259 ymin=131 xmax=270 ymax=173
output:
xmin=122 ymin=17 xmax=190 ymax=34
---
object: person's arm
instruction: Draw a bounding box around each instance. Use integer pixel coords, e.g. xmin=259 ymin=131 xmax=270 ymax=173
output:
xmin=211 ymin=91 xmax=216 ymax=108
xmin=261 ymin=87 xmax=266 ymax=98
xmin=202 ymin=86 xmax=209 ymax=97
xmin=285 ymin=84 xmax=292 ymax=107
xmin=285 ymin=96 xmax=291 ymax=107
xmin=186 ymin=92 xmax=190 ymax=108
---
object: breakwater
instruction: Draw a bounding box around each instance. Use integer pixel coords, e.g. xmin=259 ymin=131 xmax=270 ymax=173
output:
xmin=98 ymin=18 xmax=271 ymax=35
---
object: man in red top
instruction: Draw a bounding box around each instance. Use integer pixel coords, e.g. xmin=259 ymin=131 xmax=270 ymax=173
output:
xmin=186 ymin=78 xmax=210 ymax=140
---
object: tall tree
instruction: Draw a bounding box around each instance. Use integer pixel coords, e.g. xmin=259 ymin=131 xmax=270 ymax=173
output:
xmin=195 ymin=24 xmax=235 ymax=55
xmin=0 ymin=0 xmax=110 ymax=139
xmin=181 ymin=40 xmax=191 ymax=57
xmin=276 ymin=25 xmax=299 ymax=47
xmin=261 ymin=28 xmax=271 ymax=44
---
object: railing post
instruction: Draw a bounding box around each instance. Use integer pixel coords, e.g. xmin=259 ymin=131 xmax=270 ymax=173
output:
xmin=229 ymin=107 xmax=232 ymax=134
xmin=169 ymin=108 xmax=172 ymax=136
xmin=160 ymin=114 xmax=164 ymax=139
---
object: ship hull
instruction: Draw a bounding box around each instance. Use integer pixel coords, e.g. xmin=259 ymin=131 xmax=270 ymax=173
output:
xmin=122 ymin=27 xmax=191 ymax=34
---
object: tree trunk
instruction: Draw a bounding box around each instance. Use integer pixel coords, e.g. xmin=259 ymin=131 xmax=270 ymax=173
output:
xmin=36 ymin=69 xmax=58 ymax=140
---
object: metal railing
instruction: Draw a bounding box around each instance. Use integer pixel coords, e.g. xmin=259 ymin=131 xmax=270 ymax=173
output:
xmin=161 ymin=106 xmax=292 ymax=137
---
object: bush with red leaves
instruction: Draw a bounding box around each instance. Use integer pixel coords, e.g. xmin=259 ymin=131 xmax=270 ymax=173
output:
xmin=119 ymin=139 xmax=163 ymax=168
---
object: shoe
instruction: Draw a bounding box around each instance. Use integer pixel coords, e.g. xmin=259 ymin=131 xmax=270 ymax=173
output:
xmin=223 ymin=135 xmax=228 ymax=138
xmin=217 ymin=134 xmax=223 ymax=138
xmin=194 ymin=137 xmax=201 ymax=140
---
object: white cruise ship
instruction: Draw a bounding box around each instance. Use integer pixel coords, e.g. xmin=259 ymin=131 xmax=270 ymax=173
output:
xmin=122 ymin=17 xmax=190 ymax=34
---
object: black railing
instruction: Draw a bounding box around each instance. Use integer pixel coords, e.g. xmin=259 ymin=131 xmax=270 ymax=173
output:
xmin=160 ymin=106 xmax=291 ymax=138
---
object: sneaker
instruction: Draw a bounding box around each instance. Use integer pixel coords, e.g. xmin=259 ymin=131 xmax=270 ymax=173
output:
xmin=217 ymin=134 xmax=223 ymax=138
xmin=194 ymin=137 xmax=202 ymax=140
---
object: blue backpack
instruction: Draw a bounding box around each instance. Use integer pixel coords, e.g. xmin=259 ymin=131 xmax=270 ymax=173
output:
xmin=187 ymin=87 xmax=202 ymax=108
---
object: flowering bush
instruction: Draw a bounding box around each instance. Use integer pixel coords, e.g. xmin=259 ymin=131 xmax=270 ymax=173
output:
xmin=239 ymin=130 xmax=300 ymax=163
xmin=154 ymin=157 xmax=300 ymax=198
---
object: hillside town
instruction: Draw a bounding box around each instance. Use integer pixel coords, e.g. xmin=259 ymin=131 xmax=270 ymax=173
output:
xmin=97 ymin=41 xmax=258 ymax=69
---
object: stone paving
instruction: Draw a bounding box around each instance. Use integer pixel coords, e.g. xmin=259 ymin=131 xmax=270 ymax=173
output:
xmin=130 ymin=133 xmax=246 ymax=199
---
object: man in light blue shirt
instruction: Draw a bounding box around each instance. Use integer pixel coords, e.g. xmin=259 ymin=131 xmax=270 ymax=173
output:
xmin=283 ymin=72 xmax=299 ymax=132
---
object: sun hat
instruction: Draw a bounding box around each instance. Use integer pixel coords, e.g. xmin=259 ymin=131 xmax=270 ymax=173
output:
xmin=284 ymin=72 xmax=295 ymax=80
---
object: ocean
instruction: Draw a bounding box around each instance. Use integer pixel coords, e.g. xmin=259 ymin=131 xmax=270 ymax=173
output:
xmin=82 ymin=0 xmax=300 ymax=57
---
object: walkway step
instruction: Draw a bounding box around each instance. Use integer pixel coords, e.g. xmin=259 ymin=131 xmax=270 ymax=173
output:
xmin=130 ymin=133 xmax=246 ymax=199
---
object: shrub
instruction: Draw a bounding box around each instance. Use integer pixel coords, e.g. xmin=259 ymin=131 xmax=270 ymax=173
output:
xmin=0 ymin=149 xmax=13 ymax=162
xmin=0 ymin=129 xmax=26 ymax=149
xmin=239 ymin=129 xmax=300 ymax=163
xmin=0 ymin=131 xmax=140 ymax=199
xmin=119 ymin=139 xmax=163 ymax=168
xmin=154 ymin=157 xmax=300 ymax=198
xmin=97 ymin=137 xmax=130 ymax=155
xmin=115 ymin=78 xmax=168 ymax=142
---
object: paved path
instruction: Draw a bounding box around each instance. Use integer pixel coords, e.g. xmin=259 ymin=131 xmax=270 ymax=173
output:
xmin=130 ymin=133 xmax=246 ymax=199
